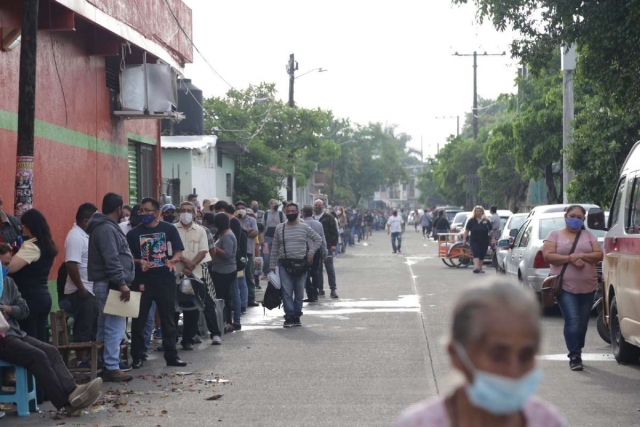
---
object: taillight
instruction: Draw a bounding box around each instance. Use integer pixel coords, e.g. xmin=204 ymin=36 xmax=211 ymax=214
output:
xmin=533 ymin=251 xmax=549 ymax=269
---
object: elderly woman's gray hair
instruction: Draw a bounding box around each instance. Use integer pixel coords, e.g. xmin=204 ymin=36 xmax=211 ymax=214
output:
xmin=451 ymin=280 xmax=541 ymax=348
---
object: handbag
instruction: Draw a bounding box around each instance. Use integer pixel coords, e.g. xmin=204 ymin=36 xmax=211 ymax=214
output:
xmin=541 ymin=230 xmax=582 ymax=303
xmin=280 ymin=224 xmax=309 ymax=277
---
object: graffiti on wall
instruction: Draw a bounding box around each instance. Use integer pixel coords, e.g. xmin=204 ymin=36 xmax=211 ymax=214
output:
xmin=15 ymin=156 xmax=34 ymax=217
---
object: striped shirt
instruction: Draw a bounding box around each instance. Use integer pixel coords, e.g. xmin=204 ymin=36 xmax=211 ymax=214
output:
xmin=270 ymin=221 xmax=322 ymax=269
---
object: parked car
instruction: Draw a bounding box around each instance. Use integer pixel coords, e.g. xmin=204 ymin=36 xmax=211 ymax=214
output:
xmin=499 ymin=212 xmax=605 ymax=307
xmin=451 ymin=211 xmax=471 ymax=233
xmin=527 ymin=203 xmax=600 ymax=219
xmin=588 ymin=140 xmax=640 ymax=362
xmin=495 ymin=213 xmax=528 ymax=273
xmin=437 ymin=206 xmax=463 ymax=222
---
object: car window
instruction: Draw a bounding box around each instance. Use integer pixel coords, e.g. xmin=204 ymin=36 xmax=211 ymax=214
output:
xmin=539 ymin=217 xmax=566 ymax=240
xmin=609 ymin=176 xmax=627 ymax=228
xmin=518 ymin=225 xmax=532 ymax=248
xmin=513 ymin=220 xmax=529 ymax=247
xmin=509 ymin=216 xmax=527 ymax=232
xmin=453 ymin=213 xmax=467 ymax=224
xmin=627 ymin=176 xmax=640 ymax=234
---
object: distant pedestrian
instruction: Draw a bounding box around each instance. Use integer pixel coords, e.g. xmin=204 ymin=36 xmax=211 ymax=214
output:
xmin=420 ymin=209 xmax=432 ymax=239
xmin=395 ymin=280 xmax=567 ymax=427
xmin=432 ymin=210 xmax=450 ymax=239
xmin=489 ymin=205 xmax=502 ymax=240
xmin=462 ymin=206 xmax=492 ymax=274
xmin=270 ymin=203 xmax=322 ymax=328
xmin=314 ymin=199 xmax=340 ymax=298
xmin=386 ymin=209 xmax=404 ymax=254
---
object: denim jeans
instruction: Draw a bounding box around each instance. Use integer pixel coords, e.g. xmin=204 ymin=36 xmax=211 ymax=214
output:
xmin=391 ymin=232 xmax=402 ymax=252
xmin=94 ymin=281 xmax=126 ymax=371
xmin=238 ymin=274 xmax=248 ymax=309
xmin=143 ymin=301 xmax=156 ymax=352
xmin=279 ymin=265 xmax=307 ymax=320
xmin=556 ymin=291 xmax=595 ymax=358
xmin=348 ymin=226 xmax=356 ymax=246
xmin=231 ymin=277 xmax=242 ymax=324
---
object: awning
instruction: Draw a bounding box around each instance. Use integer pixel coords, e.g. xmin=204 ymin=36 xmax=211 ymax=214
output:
xmin=162 ymin=135 xmax=216 ymax=152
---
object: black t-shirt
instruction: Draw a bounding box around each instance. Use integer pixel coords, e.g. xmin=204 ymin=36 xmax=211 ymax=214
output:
xmin=466 ymin=218 xmax=491 ymax=242
xmin=126 ymin=221 xmax=185 ymax=285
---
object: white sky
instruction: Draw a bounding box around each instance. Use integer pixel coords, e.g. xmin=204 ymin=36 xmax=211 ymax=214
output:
xmin=182 ymin=0 xmax=518 ymax=159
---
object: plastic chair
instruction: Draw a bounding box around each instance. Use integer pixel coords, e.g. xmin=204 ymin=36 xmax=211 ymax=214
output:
xmin=0 ymin=360 xmax=39 ymax=417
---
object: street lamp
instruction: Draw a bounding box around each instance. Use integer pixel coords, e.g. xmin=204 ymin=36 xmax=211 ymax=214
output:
xmin=295 ymin=67 xmax=328 ymax=80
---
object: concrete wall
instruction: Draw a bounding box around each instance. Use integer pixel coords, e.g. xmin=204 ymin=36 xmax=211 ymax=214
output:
xmin=191 ymin=148 xmax=217 ymax=202
xmin=161 ymin=148 xmax=192 ymax=202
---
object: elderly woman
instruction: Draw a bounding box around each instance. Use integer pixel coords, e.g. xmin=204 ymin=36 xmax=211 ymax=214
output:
xmin=542 ymin=205 xmax=603 ymax=371
xmin=462 ymin=206 xmax=492 ymax=274
xmin=396 ymin=281 xmax=566 ymax=427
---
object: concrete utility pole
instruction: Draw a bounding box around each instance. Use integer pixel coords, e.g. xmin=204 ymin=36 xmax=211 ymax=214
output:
xmin=285 ymin=53 xmax=298 ymax=201
xmin=561 ymin=46 xmax=577 ymax=204
xmin=15 ymin=0 xmax=40 ymax=218
xmin=453 ymin=51 xmax=505 ymax=140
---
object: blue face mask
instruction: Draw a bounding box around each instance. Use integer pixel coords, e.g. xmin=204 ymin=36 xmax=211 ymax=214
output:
xmin=566 ymin=217 xmax=584 ymax=231
xmin=455 ymin=343 xmax=542 ymax=415
xmin=1 ymin=267 xmax=8 ymax=278
xmin=140 ymin=214 xmax=156 ymax=225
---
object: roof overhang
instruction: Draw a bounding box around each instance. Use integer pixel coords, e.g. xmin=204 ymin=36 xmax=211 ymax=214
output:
xmin=217 ymin=140 xmax=249 ymax=157
xmin=162 ymin=135 xmax=217 ymax=152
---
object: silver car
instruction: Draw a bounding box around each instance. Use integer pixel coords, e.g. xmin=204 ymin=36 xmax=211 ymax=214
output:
xmin=501 ymin=212 xmax=606 ymax=303
xmin=495 ymin=213 xmax=528 ymax=272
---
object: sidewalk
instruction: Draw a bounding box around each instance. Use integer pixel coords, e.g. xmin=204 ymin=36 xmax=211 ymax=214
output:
xmin=11 ymin=232 xmax=435 ymax=426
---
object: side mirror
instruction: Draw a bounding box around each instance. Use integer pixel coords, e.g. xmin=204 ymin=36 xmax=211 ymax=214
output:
xmin=498 ymin=239 xmax=511 ymax=248
xmin=509 ymin=228 xmax=519 ymax=238
xmin=587 ymin=207 xmax=607 ymax=231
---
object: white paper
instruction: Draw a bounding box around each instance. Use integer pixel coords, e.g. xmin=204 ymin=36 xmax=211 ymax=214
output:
xmin=104 ymin=290 xmax=141 ymax=318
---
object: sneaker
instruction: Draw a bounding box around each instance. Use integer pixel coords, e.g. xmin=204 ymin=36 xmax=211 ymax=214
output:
xmin=472 ymin=269 xmax=480 ymax=274
xmin=119 ymin=362 xmax=132 ymax=372
xmin=131 ymin=359 xmax=144 ymax=369
xmin=283 ymin=319 xmax=294 ymax=328
xmin=66 ymin=391 xmax=102 ymax=415
xmin=154 ymin=328 xmax=162 ymax=339
xmin=233 ymin=323 xmax=242 ymax=331
xmin=212 ymin=336 xmax=222 ymax=345
xmin=193 ymin=335 xmax=203 ymax=344
xmin=330 ymin=290 xmax=339 ymax=299
xmin=570 ymin=357 xmax=583 ymax=371
xmin=102 ymin=369 xmax=133 ymax=383
xmin=248 ymin=301 xmax=260 ymax=307
xmin=69 ymin=377 xmax=102 ymax=408
xmin=293 ymin=317 xmax=302 ymax=327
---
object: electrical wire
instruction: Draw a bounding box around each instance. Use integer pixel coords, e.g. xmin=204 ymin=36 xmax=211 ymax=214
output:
xmin=48 ymin=15 xmax=68 ymax=126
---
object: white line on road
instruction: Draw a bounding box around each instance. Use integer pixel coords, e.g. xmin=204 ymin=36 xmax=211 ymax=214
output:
xmin=538 ymin=353 xmax=616 ymax=361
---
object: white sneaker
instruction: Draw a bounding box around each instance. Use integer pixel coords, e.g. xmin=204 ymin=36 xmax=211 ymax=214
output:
xmin=212 ymin=336 xmax=222 ymax=345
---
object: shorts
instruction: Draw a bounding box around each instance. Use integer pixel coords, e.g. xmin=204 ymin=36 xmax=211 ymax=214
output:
xmin=470 ymin=240 xmax=489 ymax=260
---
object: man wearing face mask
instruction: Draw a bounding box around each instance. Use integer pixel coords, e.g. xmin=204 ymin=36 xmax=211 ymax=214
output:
xmin=127 ymin=197 xmax=187 ymax=369
xmin=313 ymin=199 xmax=339 ymax=298
xmin=235 ymin=201 xmax=260 ymax=308
xmin=251 ymin=200 xmax=264 ymax=223
xmin=162 ymin=204 xmax=177 ymax=224
xmin=172 ymin=202 xmax=210 ymax=352
xmin=262 ymin=199 xmax=285 ymax=278
xmin=87 ymin=193 xmax=135 ymax=383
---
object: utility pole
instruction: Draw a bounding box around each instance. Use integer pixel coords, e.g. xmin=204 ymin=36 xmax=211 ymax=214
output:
xmin=453 ymin=51 xmax=505 ymax=140
xmin=285 ymin=53 xmax=298 ymax=201
xmin=561 ymin=46 xmax=577 ymax=203
xmin=15 ymin=0 xmax=40 ymax=218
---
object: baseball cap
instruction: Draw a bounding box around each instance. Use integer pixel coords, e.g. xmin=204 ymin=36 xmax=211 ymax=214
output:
xmin=162 ymin=203 xmax=176 ymax=213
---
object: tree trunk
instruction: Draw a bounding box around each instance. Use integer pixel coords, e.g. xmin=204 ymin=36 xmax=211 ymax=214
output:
xmin=286 ymin=174 xmax=294 ymax=202
xmin=544 ymin=163 xmax=558 ymax=204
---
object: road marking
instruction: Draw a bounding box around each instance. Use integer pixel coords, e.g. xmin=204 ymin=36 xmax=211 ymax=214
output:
xmin=538 ymin=353 xmax=616 ymax=361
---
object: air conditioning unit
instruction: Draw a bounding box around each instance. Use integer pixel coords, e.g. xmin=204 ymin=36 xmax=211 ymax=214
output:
xmin=114 ymin=55 xmax=183 ymax=121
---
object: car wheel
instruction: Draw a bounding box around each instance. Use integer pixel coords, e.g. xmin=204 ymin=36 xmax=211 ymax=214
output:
xmin=597 ymin=310 xmax=611 ymax=344
xmin=610 ymin=296 xmax=640 ymax=363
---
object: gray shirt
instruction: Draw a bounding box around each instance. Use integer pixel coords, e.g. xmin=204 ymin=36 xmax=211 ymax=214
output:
xmin=303 ymin=217 xmax=328 ymax=256
xmin=490 ymin=213 xmax=501 ymax=230
xmin=240 ymin=215 xmax=258 ymax=254
xmin=0 ymin=276 xmax=29 ymax=338
xmin=210 ymin=231 xmax=237 ymax=274
xmin=270 ymin=222 xmax=322 ymax=269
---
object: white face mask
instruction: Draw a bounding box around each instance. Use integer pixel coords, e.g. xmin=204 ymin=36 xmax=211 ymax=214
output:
xmin=238 ymin=209 xmax=247 ymax=217
xmin=180 ymin=213 xmax=193 ymax=225
xmin=336 ymin=210 xmax=342 ymax=215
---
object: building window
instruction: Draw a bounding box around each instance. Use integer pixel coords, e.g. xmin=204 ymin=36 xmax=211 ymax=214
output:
xmin=128 ymin=141 xmax=154 ymax=204
xmin=226 ymin=173 xmax=232 ymax=197
xmin=217 ymin=148 xmax=223 ymax=167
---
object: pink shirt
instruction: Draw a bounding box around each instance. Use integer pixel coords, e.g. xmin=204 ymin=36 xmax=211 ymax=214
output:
xmin=544 ymin=229 xmax=598 ymax=294
xmin=395 ymin=396 xmax=567 ymax=427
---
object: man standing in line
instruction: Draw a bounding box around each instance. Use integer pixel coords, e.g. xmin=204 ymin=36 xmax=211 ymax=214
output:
xmin=313 ymin=199 xmax=340 ymax=299
xmin=0 ymin=196 xmax=21 ymax=250
xmin=235 ymin=201 xmax=260 ymax=308
xmin=128 ymin=198 xmax=187 ymax=369
xmin=270 ymin=203 xmax=322 ymax=328
xmin=251 ymin=201 xmax=264 ymax=224
xmin=387 ymin=209 xmax=405 ymax=254
xmin=261 ymin=199 xmax=285 ymax=278
xmin=174 ymin=201 xmax=210 ymax=351
xmin=62 ymin=202 xmax=98 ymax=368
xmin=301 ymin=206 xmax=327 ymax=302
xmin=87 ymin=193 xmax=134 ymax=382
xmin=187 ymin=194 xmax=200 ymax=211
xmin=346 ymin=208 xmax=357 ymax=246
xmin=161 ymin=204 xmax=177 ymax=224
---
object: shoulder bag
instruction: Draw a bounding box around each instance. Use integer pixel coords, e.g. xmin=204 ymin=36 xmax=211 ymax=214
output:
xmin=279 ymin=224 xmax=309 ymax=277
xmin=541 ymin=230 xmax=582 ymax=303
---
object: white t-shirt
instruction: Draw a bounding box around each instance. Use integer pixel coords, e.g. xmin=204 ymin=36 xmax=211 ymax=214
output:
xmin=64 ymin=224 xmax=94 ymax=294
xmin=387 ymin=215 xmax=404 ymax=233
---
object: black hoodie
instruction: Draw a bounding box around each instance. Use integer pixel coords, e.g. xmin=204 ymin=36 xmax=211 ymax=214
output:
xmin=87 ymin=212 xmax=135 ymax=289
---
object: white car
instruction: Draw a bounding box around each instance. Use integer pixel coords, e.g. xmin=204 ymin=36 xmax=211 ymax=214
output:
xmin=494 ymin=213 xmax=528 ymax=273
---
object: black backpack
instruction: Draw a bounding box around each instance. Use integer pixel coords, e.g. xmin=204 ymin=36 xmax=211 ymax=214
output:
xmin=262 ymin=281 xmax=282 ymax=310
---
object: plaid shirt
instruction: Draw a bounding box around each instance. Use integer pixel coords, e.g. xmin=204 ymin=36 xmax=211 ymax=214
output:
xmin=204 ymin=226 xmax=215 ymax=250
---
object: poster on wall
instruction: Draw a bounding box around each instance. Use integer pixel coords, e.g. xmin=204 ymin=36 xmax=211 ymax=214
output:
xmin=15 ymin=156 xmax=34 ymax=217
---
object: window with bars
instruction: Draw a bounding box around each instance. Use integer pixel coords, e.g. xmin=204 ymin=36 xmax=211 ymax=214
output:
xmin=226 ymin=173 xmax=232 ymax=197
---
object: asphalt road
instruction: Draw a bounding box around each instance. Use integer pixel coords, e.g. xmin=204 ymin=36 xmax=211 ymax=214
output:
xmin=11 ymin=227 xmax=640 ymax=426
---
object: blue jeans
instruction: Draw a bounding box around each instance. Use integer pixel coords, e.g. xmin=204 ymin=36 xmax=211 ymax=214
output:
xmin=279 ymin=266 xmax=307 ymax=320
xmin=348 ymin=226 xmax=356 ymax=246
xmin=391 ymin=232 xmax=402 ymax=252
xmin=143 ymin=301 xmax=156 ymax=352
xmin=556 ymin=291 xmax=595 ymax=358
xmin=231 ymin=277 xmax=242 ymax=324
xmin=238 ymin=274 xmax=248 ymax=309
xmin=94 ymin=281 xmax=126 ymax=371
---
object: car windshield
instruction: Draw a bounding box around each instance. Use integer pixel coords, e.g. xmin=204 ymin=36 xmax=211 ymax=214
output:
xmin=539 ymin=217 xmax=566 ymax=239
xmin=452 ymin=212 xmax=468 ymax=224
xmin=509 ymin=216 xmax=527 ymax=232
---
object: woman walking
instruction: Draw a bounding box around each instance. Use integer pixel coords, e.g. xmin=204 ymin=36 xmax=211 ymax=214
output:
xmin=462 ymin=206 xmax=492 ymax=274
xmin=542 ymin=205 xmax=603 ymax=371
xmin=9 ymin=209 xmax=58 ymax=341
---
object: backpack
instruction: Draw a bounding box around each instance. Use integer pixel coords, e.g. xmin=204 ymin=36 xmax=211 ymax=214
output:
xmin=236 ymin=227 xmax=248 ymax=271
xmin=262 ymin=281 xmax=282 ymax=310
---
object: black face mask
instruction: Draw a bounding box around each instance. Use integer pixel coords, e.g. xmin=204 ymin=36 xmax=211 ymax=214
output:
xmin=286 ymin=213 xmax=298 ymax=222
xmin=273 ymin=205 xmax=280 ymax=211
xmin=164 ymin=215 xmax=176 ymax=223
xmin=313 ymin=206 xmax=323 ymax=214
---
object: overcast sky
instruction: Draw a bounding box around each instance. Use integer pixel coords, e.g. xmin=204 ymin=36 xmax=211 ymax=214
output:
xmin=182 ymin=0 xmax=518 ymax=158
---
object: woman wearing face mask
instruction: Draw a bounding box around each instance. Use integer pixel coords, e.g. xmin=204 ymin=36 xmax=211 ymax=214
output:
xmin=542 ymin=205 xmax=603 ymax=371
xmin=396 ymin=280 xmax=566 ymax=427
xmin=8 ymin=209 xmax=58 ymax=341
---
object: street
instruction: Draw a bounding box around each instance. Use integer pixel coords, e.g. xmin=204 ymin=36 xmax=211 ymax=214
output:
xmin=14 ymin=228 xmax=640 ymax=427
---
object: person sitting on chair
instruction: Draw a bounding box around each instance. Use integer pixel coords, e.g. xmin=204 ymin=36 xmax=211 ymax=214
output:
xmin=0 ymin=243 xmax=102 ymax=415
